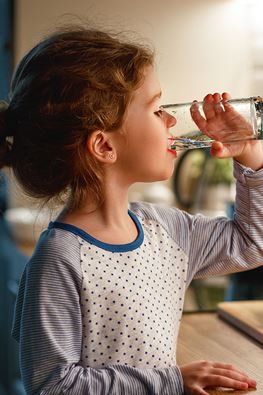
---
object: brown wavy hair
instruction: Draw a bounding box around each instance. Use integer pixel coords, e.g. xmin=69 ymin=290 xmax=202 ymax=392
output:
xmin=0 ymin=26 xmax=154 ymax=210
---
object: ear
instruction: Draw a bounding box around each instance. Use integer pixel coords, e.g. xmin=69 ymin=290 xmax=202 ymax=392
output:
xmin=86 ymin=130 xmax=117 ymax=163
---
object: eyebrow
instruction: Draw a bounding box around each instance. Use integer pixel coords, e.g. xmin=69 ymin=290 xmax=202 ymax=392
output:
xmin=147 ymin=91 xmax=162 ymax=105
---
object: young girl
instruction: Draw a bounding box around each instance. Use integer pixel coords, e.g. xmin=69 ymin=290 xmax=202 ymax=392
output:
xmin=1 ymin=26 xmax=262 ymax=395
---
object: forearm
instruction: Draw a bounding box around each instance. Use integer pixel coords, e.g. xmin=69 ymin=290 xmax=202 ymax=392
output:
xmin=188 ymin=160 xmax=263 ymax=279
xmin=233 ymin=159 xmax=263 ymax=255
xmin=39 ymin=363 xmax=184 ymax=395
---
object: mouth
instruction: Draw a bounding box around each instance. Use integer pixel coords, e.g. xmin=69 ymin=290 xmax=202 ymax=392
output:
xmin=167 ymin=137 xmax=177 ymax=156
xmin=167 ymin=148 xmax=177 ymax=157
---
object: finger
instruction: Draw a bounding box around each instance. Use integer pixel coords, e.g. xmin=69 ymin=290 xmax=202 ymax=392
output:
xmin=221 ymin=95 xmax=241 ymax=117
xmin=202 ymin=94 xmax=216 ymax=120
xmin=211 ymin=145 xmax=233 ymax=158
xmin=222 ymin=99 xmax=235 ymax=113
xmin=206 ymin=375 xmax=249 ymax=391
xmin=190 ymin=101 xmax=208 ymax=132
xmin=211 ymin=362 xmax=254 ymax=381
xmin=211 ymin=362 xmax=248 ymax=376
xmin=191 ymin=386 xmax=209 ymax=395
xmin=210 ymin=140 xmax=244 ymax=158
xmin=213 ymin=92 xmax=224 ymax=114
xmin=222 ymin=91 xmax=231 ymax=101
xmin=211 ymin=368 xmax=257 ymax=387
xmin=210 ymin=141 xmax=228 ymax=157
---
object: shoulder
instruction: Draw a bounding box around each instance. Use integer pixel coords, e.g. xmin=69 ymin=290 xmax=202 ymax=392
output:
xmin=12 ymin=226 xmax=83 ymax=343
xmin=129 ymin=201 xmax=173 ymax=219
xmin=129 ymin=201 xmax=192 ymax=225
xmin=129 ymin=201 xmax=194 ymax=244
xmin=34 ymin=225 xmax=80 ymax=259
xmin=26 ymin=225 xmax=83 ymax=287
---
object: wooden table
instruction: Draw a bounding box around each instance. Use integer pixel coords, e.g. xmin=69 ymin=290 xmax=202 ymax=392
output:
xmin=177 ymin=312 xmax=263 ymax=394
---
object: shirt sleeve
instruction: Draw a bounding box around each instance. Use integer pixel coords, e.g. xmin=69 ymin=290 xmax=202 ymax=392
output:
xmin=186 ymin=160 xmax=263 ymax=281
xmin=12 ymin=229 xmax=184 ymax=395
xmin=130 ymin=160 xmax=263 ymax=284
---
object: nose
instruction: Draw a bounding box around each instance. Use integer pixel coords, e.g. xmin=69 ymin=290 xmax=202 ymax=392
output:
xmin=163 ymin=110 xmax=176 ymax=128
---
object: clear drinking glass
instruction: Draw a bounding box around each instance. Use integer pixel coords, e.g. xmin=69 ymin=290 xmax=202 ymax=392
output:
xmin=164 ymin=96 xmax=263 ymax=151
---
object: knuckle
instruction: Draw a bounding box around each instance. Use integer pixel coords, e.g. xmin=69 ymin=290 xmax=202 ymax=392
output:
xmin=202 ymin=374 xmax=212 ymax=385
xmin=216 ymin=376 xmax=225 ymax=386
xmin=191 ymin=386 xmax=202 ymax=395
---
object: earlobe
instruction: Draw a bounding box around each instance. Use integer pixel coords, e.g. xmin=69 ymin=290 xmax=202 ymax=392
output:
xmin=86 ymin=130 xmax=116 ymax=163
xmin=107 ymin=152 xmax=115 ymax=160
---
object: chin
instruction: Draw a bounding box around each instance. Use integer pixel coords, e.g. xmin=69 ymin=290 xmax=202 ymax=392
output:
xmin=161 ymin=165 xmax=176 ymax=180
xmin=149 ymin=171 xmax=174 ymax=182
xmin=135 ymin=164 xmax=175 ymax=183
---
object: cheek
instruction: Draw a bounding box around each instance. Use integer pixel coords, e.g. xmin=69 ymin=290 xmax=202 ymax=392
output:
xmin=123 ymin=120 xmax=167 ymax=163
xmin=140 ymin=129 xmax=167 ymax=154
xmin=132 ymin=144 xmax=166 ymax=165
xmin=147 ymin=145 xmax=166 ymax=160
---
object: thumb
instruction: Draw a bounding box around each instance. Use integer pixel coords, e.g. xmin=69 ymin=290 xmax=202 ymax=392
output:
xmin=210 ymin=141 xmax=233 ymax=158
xmin=190 ymin=386 xmax=209 ymax=395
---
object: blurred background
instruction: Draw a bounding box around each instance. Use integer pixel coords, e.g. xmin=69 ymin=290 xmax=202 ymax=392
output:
xmin=1 ymin=0 xmax=263 ymax=393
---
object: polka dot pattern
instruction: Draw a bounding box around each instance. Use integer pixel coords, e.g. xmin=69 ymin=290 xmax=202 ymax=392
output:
xmin=79 ymin=216 xmax=188 ymax=369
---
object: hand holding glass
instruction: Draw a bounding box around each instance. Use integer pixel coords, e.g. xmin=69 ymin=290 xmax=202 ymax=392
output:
xmin=165 ymin=96 xmax=263 ymax=151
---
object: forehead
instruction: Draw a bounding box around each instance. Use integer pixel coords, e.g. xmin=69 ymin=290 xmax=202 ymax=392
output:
xmin=131 ymin=66 xmax=161 ymax=104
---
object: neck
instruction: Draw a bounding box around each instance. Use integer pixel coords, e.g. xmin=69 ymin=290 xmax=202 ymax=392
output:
xmin=71 ymin=182 xmax=129 ymax=223
xmin=59 ymin=176 xmax=137 ymax=244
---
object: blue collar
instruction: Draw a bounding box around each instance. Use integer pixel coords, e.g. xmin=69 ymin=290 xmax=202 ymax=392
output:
xmin=48 ymin=210 xmax=144 ymax=252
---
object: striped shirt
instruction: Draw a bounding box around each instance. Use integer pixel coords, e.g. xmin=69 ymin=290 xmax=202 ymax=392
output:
xmin=12 ymin=161 xmax=263 ymax=394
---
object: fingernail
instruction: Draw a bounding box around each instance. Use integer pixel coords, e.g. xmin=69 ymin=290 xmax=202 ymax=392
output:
xmin=249 ymin=379 xmax=257 ymax=388
xmin=190 ymin=102 xmax=198 ymax=110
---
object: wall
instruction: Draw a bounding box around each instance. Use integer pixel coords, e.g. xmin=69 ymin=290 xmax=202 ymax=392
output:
xmin=9 ymin=0 xmax=258 ymax=207
xmin=15 ymin=0 xmax=253 ymax=102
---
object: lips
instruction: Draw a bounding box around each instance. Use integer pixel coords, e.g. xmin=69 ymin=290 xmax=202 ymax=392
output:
xmin=167 ymin=136 xmax=177 ymax=156
xmin=167 ymin=148 xmax=177 ymax=157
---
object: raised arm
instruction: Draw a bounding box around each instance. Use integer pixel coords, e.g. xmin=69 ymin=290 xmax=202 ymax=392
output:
xmin=184 ymin=160 xmax=263 ymax=280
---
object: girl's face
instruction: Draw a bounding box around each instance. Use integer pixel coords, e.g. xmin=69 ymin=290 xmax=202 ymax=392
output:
xmin=116 ymin=65 xmax=176 ymax=184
